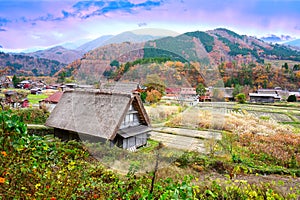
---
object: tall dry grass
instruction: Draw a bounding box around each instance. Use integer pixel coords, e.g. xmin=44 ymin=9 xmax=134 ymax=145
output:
xmin=167 ymin=107 xmax=294 ymax=135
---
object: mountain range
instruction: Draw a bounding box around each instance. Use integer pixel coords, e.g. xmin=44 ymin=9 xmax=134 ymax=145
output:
xmin=61 ymin=28 xmax=300 ymax=85
xmin=18 ymin=46 xmax=84 ymax=64
xmin=1 ymin=28 xmax=300 ymax=78
xmin=3 ymin=31 xmax=172 ymax=64
xmin=285 ymin=39 xmax=300 ymax=49
xmin=0 ymin=52 xmax=65 ymax=76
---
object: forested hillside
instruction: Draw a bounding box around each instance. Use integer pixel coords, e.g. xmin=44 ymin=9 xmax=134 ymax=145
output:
xmin=0 ymin=52 xmax=66 ymax=76
xmin=53 ymin=28 xmax=300 ymax=88
xmin=23 ymin=46 xmax=84 ymax=64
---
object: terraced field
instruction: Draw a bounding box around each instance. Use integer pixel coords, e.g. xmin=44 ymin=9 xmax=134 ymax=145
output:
xmin=197 ymin=102 xmax=300 ymax=124
xmin=149 ymin=127 xmax=221 ymax=153
xmin=146 ymin=102 xmax=300 ymax=152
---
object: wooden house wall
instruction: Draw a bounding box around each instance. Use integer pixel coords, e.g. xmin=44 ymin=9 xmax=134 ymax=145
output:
xmin=250 ymin=96 xmax=275 ymax=103
xmin=119 ymin=103 xmax=142 ymax=129
xmin=121 ymin=133 xmax=147 ymax=149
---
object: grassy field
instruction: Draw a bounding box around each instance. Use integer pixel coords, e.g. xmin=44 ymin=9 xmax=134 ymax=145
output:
xmin=1 ymin=88 xmax=50 ymax=105
xmin=27 ymin=93 xmax=49 ymax=104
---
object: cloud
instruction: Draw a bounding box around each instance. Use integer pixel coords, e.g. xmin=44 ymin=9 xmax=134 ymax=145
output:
xmin=138 ymin=22 xmax=147 ymax=27
xmin=295 ymin=25 xmax=300 ymax=30
xmin=36 ymin=13 xmax=56 ymax=22
xmin=73 ymin=1 xmax=106 ymax=11
xmin=0 ymin=17 xmax=10 ymax=26
xmin=0 ymin=28 xmax=6 ymax=32
xmin=66 ymin=0 xmax=163 ymax=19
xmin=12 ymin=0 xmax=163 ymax=24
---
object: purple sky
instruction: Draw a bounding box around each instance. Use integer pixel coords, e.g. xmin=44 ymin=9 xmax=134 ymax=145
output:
xmin=1 ymin=0 xmax=300 ymax=51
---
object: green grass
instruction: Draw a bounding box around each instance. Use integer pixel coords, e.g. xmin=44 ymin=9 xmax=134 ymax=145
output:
xmin=138 ymin=139 xmax=159 ymax=153
xmin=27 ymin=94 xmax=49 ymax=104
xmin=259 ymin=115 xmax=271 ymax=120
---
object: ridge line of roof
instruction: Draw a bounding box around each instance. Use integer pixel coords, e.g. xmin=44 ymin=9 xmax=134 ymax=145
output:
xmin=63 ymin=89 xmax=134 ymax=97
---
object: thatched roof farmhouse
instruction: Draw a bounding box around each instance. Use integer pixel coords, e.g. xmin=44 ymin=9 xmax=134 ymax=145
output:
xmin=45 ymin=90 xmax=151 ymax=150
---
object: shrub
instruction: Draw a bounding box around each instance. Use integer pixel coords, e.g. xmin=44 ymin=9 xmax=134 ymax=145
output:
xmin=12 ymin=108 xmax=49 ymax=124
xmin=235 ymin=93 xmax=246 ymax=103
xmin=287 ymin=94 xmax=297 ymax=102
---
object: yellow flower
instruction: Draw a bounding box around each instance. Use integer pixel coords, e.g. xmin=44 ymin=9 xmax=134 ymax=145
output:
xmin=0 ymin=177 xmax=5 ymax=184
xmin=1 ymin=151 xmax=7 ymax=157
xmin=35 ymin=183 xmax=41 ymax=189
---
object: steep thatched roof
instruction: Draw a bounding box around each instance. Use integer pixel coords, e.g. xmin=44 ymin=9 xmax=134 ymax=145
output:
xmin=45 ymin=90 xmax=150 ymax=140
xmin=100 ymin=81 xmax=139 ymax=94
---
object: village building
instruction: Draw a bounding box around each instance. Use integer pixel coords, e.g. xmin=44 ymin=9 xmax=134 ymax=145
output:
xmin=165 ymin=88 xmax=181 ymax=96
xmin=208 ymin=87 xmax=234 ymax=102
xmin=30 ymin=88 xmax=42 ymax=95
xmin=2 ymin=90 xmax=29 ymax=108
xmin=288 ymin=92 xmax=300 ymax=102
xmin=39 ymin=91 xmax=63 ymax=112
xmin=18 ymin=80 xmax=31 ymax=89
xmin=164 ymin=87 xmax=198 ymax=105
xmin=45 ymin=90 xmax=151 ymax=151
xmin=257 ymin=88 xmax=289 ymax=99
xmin=249 ymin=93 xmax=280 ymax=103
xmin=0 ymin=76 xmax=13 ymax=88
xmin=180 ymin=87 xmax=197 ymax=98
xmin=198 ymin=87 xmax=211 ymax=102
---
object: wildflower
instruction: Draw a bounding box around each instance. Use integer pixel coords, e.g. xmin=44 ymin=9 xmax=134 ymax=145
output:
xmin=0 ymin=177 xmax=5 ymax=184
xmin=35 ymin=183 xmax=41 ymax=189
xmin=50 ymin=197 xmax=56 ymax=200
xmin=1 ymin=151 xmax=7 ymax=157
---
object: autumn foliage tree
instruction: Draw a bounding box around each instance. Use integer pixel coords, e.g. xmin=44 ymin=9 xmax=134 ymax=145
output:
xmin=144 ymin=74 xmax=166 ymax=95
xmin=146 ymin=90 xmax=162 ymax=103
xmin=218 ymin=61 xmax=297 ymax=90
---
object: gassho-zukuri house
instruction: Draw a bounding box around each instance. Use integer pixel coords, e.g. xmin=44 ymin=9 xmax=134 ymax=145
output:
xmin=45 ymin=90 xmax=151 ymax=150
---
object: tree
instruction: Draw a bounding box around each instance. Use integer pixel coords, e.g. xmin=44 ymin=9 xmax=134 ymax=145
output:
xmin=293 ymin=64 xmax=300 ymax=71
xmin=110 ymin=60 xmax=120 ymax=68
xmin=287 ymin=94 xmax=297 ymax=102
xmin=282 ymin=62 xmax=289 ymax=70
xmin=124 ymin=62 xmax=132 ymax=73
xmin=232 ymin=84 xmax=243 ymax=97
xmin=57 ymin=71 xmax=66 ymax=83
xmin=31 ymin=68 xmax=38 ymax=76
xmin=140 ymin=91 xmax=147 ymax=103
xmin=146 ymin=90 xmax=162 ymax=103
xmin=143 ymin=74 xmax=166 ymax=95
xmin=196 ymin=83 xmax=206 ymax=96
xmin=235 ymin=93 xmax=246 ymax=103
xmin=12 ymin=75 xmax=20 ymax=88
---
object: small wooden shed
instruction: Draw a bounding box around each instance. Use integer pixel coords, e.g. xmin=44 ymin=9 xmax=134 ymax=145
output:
xmin=45 ymin=90 xmax=151 ymax=150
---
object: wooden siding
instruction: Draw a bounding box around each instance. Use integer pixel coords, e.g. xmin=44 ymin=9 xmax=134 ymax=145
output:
xmin=250 ymin=96 xmax=275 ymax=103
xmin=122 ymin=133 xmax=147 ymax=149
